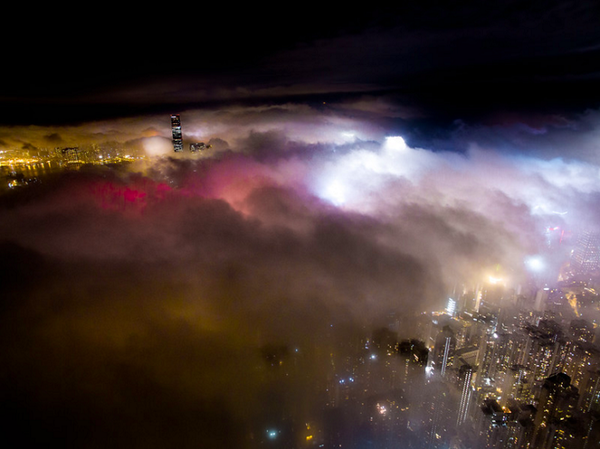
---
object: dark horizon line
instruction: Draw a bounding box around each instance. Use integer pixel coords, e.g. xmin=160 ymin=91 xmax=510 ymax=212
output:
xmin=1 ymin=76 xmax=600 ymax=128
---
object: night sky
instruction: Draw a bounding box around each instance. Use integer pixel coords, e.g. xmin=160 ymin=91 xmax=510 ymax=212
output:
xmin=2 ymin=1 xmax=600 ymax=448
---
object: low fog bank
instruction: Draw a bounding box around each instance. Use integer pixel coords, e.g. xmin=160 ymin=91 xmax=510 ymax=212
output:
xmin=2 ymin=101 xmax=600 ymax=446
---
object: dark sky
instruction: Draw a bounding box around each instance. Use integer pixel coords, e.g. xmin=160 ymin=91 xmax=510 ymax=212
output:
xmin=3 ymin=1 xmax=600 ymax=126
xmin=2 ymin=2 xmax=600 ymax=448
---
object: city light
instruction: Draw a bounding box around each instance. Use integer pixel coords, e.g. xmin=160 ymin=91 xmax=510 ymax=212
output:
xmin=3 ymin=129 xmax=599 ymax=449
xmin=322 ymin=180 xmax=346 ymax=206
xmin=266 ymin=429 xmax=279 ymax=440
xmin=384 ymin=136 xmax=407 ymax=152
xmin=1 ymin=3 xmax=599 ymax=449
xmin=446 ymin=297 xmax=456 ymax=315
xmin=488 ymin=276 xmax=503 ymax=285
xmin=525 ymin=255 xmax=545 ymax=272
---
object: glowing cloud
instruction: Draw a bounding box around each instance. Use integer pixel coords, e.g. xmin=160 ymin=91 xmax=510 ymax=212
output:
xmin=384 ymin=135 xmax=407 ymax=152
xmin=321 ymin=180 xmax=347 ymax=206
xmin=525 ymin=255 xmax=545 ymax=272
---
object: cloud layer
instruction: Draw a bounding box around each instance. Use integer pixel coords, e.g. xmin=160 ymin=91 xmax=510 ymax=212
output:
xmin=2 ymin=100 xmax=600 ymax=446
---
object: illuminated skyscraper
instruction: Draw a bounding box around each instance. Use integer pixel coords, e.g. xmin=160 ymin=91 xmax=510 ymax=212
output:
xmin=171 ymin=114 xmax=183 ymax=152
xmin=456 ymin=363 xmax=474 ymax=427
xmin=579 ymin=368 xmax=600 ymax=413
xmin=398 ymin=339 xmax=428 ymax=386
xmin=477 ymin=398 xmax=509 ymax=448
xmin=190 ymin=142 xmax=211 ymax=152
xmin=532 ymin=373 xmax=579 ymax=449
xmin=432 ymin=325 xmax=456 ymax=377
xmin=569 ymin=318 xmax=595 ymax=344
xmin=571 ymin=230 xmax=600 ymax=276
xmin=446 ymin=297 xmax=457 ymax=316
xmin=372 ymin=327 xmax=398 ymax=355
xmin=425 ymin=381 xmax=454 ymax=449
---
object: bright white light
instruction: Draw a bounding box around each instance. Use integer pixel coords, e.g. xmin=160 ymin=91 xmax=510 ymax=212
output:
xmin=525 ymin=256 xmax=545 ymax=272
xmin=384 ymin=136 xmax=407 ymax=152
xmin=323 ymin=180 xmax=346 ymax=206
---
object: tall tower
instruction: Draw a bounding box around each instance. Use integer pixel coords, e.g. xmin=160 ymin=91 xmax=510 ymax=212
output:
xmin=456 ymin=363 xmax=474 ymax=427
xmin=398 ymin=339 xmax=428 ymax=387
xmin=432 ymin=325 xmax=456 ymax=377
xmin=171 ymin=114 xmax=183 ymax=152
xmin=571 ymin=230 xmax=600 ymax=276
xmin=533 ymin=373 xmax=579 ymax=448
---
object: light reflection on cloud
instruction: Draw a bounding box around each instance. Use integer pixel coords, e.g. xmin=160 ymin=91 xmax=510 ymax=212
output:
xmin=3 ymin=102 xmax=600 ymax=292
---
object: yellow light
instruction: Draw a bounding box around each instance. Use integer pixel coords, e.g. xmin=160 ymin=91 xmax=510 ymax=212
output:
xmin=488 ymin=276 xmax=503 ymax=285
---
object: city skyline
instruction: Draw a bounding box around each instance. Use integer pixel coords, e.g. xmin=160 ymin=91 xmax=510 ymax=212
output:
xmin=2 ymin=2 xmax=600 ymax=448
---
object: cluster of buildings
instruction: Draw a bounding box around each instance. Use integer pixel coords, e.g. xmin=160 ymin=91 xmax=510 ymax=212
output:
xmin=0 ymin=112 xmax=203 ymax=190
xmin=171 ymin=114 xmax=211 ymax=153
xmin=303 ymin=308 xmax=600 ymax=449
xmin=0 ymin=145 xmax=144 ymax=190
xmin=422 ymin=307 xmax=600 ymax=449
xmin=251 ymin=230 xmax=600 ymax=449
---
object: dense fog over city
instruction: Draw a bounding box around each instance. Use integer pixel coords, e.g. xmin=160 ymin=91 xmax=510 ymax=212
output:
xmin=2 ymin=1 xmax=600 ymax=448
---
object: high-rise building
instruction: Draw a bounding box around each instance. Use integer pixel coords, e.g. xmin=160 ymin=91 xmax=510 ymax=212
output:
xmin=569 ymin=319 xmax=595 ymax=344
xmin=534 ymin=288 xmax=549 ymax=313
xmin=477 ymin=398 xmax=510 ymax=448
xmin=447 ymin=297 xmax=457 ymax=316
xmin=398 ymin=339 xmax=428 ymax=386
xmin=433 ymin=325 xmax=456 ymax=377
xmin=571 ymin=230 xmax=600 ymax=276
xmin=171 ymin=114 xmax=183 ymax=152
xmin=425 ymin=381 xmax=455 ymax=449
xmin=190 ymin=142 xmax=211 ymax=152
xmin=578 ymin=368 xmax=600 ymax=413
xmin=532 ymin=373 xmax=579 ymax=448
xmin=457 ymin=363 xmax=475 ymax=427
xmin=372 ymin=327 xmax=398 ymax=356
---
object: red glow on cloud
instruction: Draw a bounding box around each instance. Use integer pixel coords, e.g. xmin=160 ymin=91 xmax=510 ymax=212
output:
xmin=181 ymin=155 xmax=286 ymax=213
xmin=89 ymin=179 xmax=173 ymax=213
xmin=91 ymin=182 xmax=147 ymax=212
